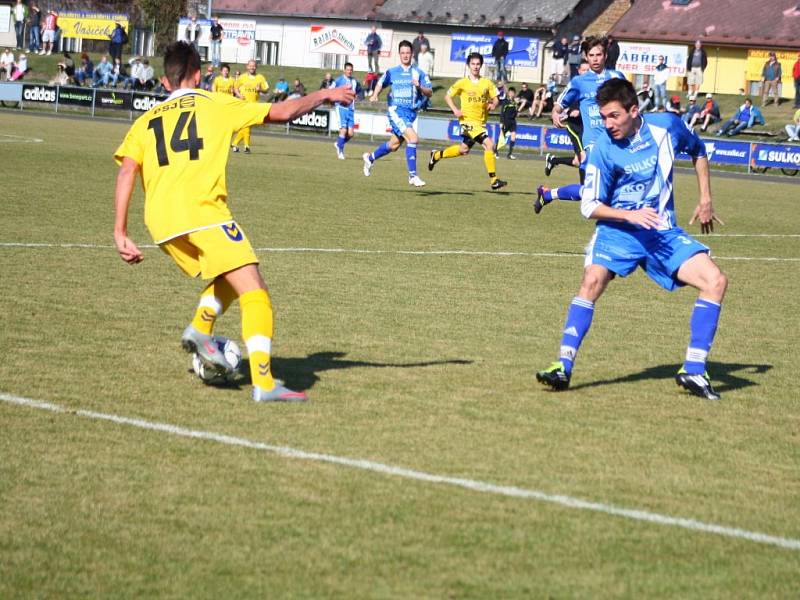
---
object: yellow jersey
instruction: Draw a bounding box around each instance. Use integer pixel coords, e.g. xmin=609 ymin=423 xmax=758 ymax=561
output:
xmin=211 ymin=75 xmax=235 ymax=95
xmin=447 ymin=76 xmax=498 ymax=126
xmin=114 ymin=89 xmax=271 ymax=244
xmin=235 ymin=73 xmax=269 ymax=103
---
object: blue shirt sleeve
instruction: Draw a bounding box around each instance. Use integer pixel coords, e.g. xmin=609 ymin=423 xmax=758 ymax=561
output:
xmin=556 ymin=79 xmax=579 ymax=109
xmin=581 ymin=137 xmax=616 ymax=217
xmin=674 ymin=114 xmax=706 ymax=158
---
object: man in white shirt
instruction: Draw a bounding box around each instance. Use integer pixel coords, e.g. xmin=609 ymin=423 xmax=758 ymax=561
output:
xmin=14 ymin=0 xmax=27 ymax=49
xmin=0 ymin=48 xmax=14 ymax=81
xmin=416 ymin=43 xmax=434 ymax=78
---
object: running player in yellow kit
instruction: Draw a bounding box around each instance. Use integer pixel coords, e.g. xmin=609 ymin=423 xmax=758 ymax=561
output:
xmin=113 ymin=41 xmax=355 ymax=402
xmin=211 ymin=62 xmax=235 ymax=95
xmin=231 ymin=59 xmax=269 ymax=153
xmin=428 ymin=52 xmax=507 ymax=190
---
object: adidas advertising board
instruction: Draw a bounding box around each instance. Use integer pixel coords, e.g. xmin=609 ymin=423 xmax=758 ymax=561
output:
xmin=22 ymin=84 xmax=58 ymax=104
xmin=290 ymin=109 xmax=330 ymax=131
xmin=132 ymin=93 xmax=167 ymax=112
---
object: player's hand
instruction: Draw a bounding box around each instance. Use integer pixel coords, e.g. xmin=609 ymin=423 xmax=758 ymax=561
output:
xmin=452 ymin=108 xmax=463 ymax=119
xmin=626 ymin=207 xmax=662 ymax=230
xmin=329 ymin=86 xmax=355 ymax=105
xmin=369 ymin=93 xmax=379 ymax=103
xmin=552 ymin=110 xmax=564 ymax=128
xmin=115 ymin=233 xmax=143 ymax=264
xmin=689 ymin=202 xmax=725 ymax=234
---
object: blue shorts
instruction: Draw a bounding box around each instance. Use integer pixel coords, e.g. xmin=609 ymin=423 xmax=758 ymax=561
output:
xmin=337 ymin=106 xmax=354 ymax=130
xmin=387 ymin=106 xmax=417 ymax=138
xmin=585 ymin=224 xmax=709 ymax=291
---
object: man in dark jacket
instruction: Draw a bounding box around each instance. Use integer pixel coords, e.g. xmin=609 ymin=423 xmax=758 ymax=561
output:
xmin=686 ymin=40 xmax=708 ymax=99
xmin=551 ymin=36 xmax=568 ymax=84
xmin=605 ymin=34 xmax=620 ymax=70
xmin=492 ymin=31 xmax=509 ymax=82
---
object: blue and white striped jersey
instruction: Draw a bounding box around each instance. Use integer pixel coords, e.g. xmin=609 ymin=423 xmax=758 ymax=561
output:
xmin=378 ymin=64 xmax=431 ymax=112
xmin=332 ymin=74 xmax=358 ymax=110
xmin=556 ymin=68 xmax=626 ymax=148
xmin=581 ymin=112 xmax=707 ymax=230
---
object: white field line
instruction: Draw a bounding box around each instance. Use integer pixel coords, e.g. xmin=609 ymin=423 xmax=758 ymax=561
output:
xmin=0 ymin=241 xmax=798 ymax=262
xmin=2 ymin=391 xmax=799 ymax=552
xmin=0 ymin=133 xmax=44 ymax=143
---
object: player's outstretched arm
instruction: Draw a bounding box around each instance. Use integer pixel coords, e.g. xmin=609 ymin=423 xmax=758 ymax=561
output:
xmin=113 ymin=157 xmax=143 ymax=264
xmin=265 ymin=87 xmax=355 ymax=123
xmin=688 ymin=156 xmax=725 ymax=233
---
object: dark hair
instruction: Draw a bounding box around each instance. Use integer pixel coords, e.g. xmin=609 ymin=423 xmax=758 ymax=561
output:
xmin=163 ymin=41 xmax=200 ymax=89
xmin=466 ymin=51 xmax=484 ymax=66
xmin=582 ymin=35 xmax=608 ymax=56
xmin=398 ymin=40 xmax=413 ymax=52
xmin=344 ymin=61 xmax=353 ymax=69
xmin=596 ymin=78 xmax=638 ymax=110
xmin=508 ymin=86 xmax=516 ymax=92
xmin=221 ymin=62 xmax=230 ymax=71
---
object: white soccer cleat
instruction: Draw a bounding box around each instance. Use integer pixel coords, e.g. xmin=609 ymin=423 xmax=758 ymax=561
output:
xmin=362 ymin=153 xmax=373 ymax=176
xmin=334 ymin=142 xmax=345 ymax=160
xmin=408 ymin=175 xmax=426 ymax=187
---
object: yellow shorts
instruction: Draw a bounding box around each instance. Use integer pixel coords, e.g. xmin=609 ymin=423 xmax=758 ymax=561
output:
xmin=460 ymin=122 xmax=489 ymax=147
xmin=160 ymin=222 xmax=259 ymax=280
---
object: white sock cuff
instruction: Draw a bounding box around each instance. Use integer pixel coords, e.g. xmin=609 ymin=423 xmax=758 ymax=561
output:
xmin=572 ymin=297 xmax=595 ymax=310
xmin=686 ymin=347 xmax=709 ymax=363
xmin=198 ymin=295 xmax=222 ymax=314
xmin=246 ymin=335 xmax=272 ymax=355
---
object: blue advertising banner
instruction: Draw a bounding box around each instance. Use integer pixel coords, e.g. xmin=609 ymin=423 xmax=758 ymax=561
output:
xmin=678 ymin=139 xmax=750 ymax=165
xmin=751 ymin=143 xmax=800 ymax=169
xmin=510 ymin=124 xmax=542 ymax=149
xmin=449 ymin=33 xmax=539 ymax=67
xmin=542 ymin=127 xmax=574 ymax=150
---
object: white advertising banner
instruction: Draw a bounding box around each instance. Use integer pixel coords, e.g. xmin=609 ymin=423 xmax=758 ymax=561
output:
xmin=309 ymin=25 xmax=393 ymax=58
xmin=617 ymin=42 xmax=688 ymax=76
xmin=220 ymin=18 xmax=257 ymax=64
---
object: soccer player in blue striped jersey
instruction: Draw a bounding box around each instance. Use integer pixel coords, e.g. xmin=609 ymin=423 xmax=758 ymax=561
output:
xmin=362 ymin=40 xmax=432 ymax=187
xmin=536 ymin=78 xmax=728 ymax=400
xmin=535 ymin=37 xmax=626 ymax=212
xmin=332 ymin=62 xmax=360 ymax=159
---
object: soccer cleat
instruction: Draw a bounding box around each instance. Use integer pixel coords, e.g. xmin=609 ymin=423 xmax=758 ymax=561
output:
xmin=244 ymin=146 xmax=251 ymax=154
xmin=675 ymin=369 xmax=721 ymax=400
xmin=362 ymin=152 xmax=373 ymax=177
xmin=507 ymin=154 xmax=517 ymax=160
xmin=408 ymin=175 xmax=426 ymax=187
xmin=231 ymin=145 xmax=239 ymax=153
xmin=534 ymin=185 xmax=550 ymax=214
xmin=536 ymin=361 xmax=571 ymax=391
xmin=544 ymin=153 xmax=554 ymax=176
xmin=334 ymin=142 xmax=345 ymax=160
xmin=252 ymin=384 xmax=309 ymax=402
xmin=490 ymin=179 xmax=508 ymax=191
xmin=181 ymin=325 xmax=234 ymax=378
xmin=428 ymin=150 xmax=440 ymax=171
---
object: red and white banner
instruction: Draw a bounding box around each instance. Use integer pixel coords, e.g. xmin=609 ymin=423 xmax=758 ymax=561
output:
xmin=309 ymin=25 xmax=393 ymax=57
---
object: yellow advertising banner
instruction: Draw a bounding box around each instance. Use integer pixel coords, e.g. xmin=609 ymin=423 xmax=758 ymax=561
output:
xmin=745 ymin=48 xmax=797 ymax=82
xmin=59 ymin=12 xmax=129 ymax=40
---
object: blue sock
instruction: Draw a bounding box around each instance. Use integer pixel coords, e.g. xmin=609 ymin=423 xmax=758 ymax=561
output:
xmin=555 ymin=183 xmax=582 ymax=201
xmin=683 ymin=299 xmax=721 ymax=374
xmin=336 ymin=135 xmax=347 ymax=151
xmin=406 ymin=143 xmax=417 ymax=177
xmin=559 ymin=297 xmax=595 ymax=373
xmin=370 ymin=142 xmax=391 ymax=162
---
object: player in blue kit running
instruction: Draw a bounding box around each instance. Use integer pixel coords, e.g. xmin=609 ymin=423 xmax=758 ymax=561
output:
xmin=535 ymin=37 xmax=626 ymax=213
xmin=362 ymin=40 xmax=432 ymax=187
xmin=332 ymin=62 xmax=360 ymax=159
xmin=536 ymin=78 xmax=728 ymax=400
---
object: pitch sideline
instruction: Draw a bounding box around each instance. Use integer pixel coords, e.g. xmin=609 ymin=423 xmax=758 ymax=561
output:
xmin=1 ymin=391 xmax=799 ymax=552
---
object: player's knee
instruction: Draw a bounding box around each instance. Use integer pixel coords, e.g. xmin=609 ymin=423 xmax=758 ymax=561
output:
xmin=579 ymin=270 xmax=607 ymax=299
xmin=711 ymin=270 xmax=728 ymax=298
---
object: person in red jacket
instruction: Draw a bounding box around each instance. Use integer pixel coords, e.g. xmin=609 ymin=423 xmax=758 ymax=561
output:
xmin=792 ymin=52 xmax=800 ymax=109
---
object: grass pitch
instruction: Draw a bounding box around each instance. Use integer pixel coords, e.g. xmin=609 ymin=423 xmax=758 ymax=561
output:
xmin=1 ymin=111 xmax=799 ymax=598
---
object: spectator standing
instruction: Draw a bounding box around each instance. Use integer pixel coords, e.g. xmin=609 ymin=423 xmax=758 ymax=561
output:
xmin=320 ymin=72 xmax=334 ymax=89
xmin=41 ymin=9 xmax=57 ymax=55
xmin=567 ymin=35 xmax=582 ymax=79
xmin=185 ymin=15 xmax=201 ymax=52
xmin=74 ymin=52 xmax=94 ymax=86
xmin=209 ymin=16 xmax=223 ymax=68
xmin=785 ymin=108 xmax=800 ymax=141
xmin=109 ymin=23 xmax=127 ymax=63
xmin=551 ymin=36 xmax=568 ymax=85
xmin=365 ymin=25 xmax=382 ymax=73
xmin=717 ymin=98 xmax=764 ymax=136
xmin=412 ymin=31 xmax=430 ymax=64
xmin=92 ymin=55 xmax=114 ymax=87
xmin=689 ymin=92 xmax=720 ymax=132
xmin=13 ymin=0 xmax=27 ymax=50
xmin=416 ymin=43 xmax=434 ymax=78
xmin=605 ymin=34 xmax=620 ymax=70
xmin=761 ymin=51 xmax=782 ymax=107
xmin=685 ymin=40 xmax=708 ymax=99
xmin=27 ymin=3 xmax=41 ymax=54
xmin=0 ymin=48 xmax=13 ymax=81
xmin=491 ymin=30 xmax=509 ymax=82
xmin=652 ymin=55 xmax=669 ymax=110
xmin=793 ymin=52 xmax=800 ymax=109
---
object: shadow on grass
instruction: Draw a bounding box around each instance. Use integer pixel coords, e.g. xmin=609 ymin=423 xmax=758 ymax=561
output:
xmin=227 ymin=351 xmax=473 ymax=391
xmin=568 ymin=361 xmax=772 ymax=393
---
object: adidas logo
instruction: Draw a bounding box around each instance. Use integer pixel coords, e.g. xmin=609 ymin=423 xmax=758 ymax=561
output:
xmin=563 ymin=326 xmax=578 ymax=336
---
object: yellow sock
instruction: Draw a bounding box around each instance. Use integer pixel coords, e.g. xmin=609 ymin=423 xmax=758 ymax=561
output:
xmin=232 ymin=129 xmax=244 ymax=147
xmin=442 ymin=144 xmax=462 ymax=159
xmin=483 ymin=150 xmax=498 ymax=183
xmin=240 ymin=289 xmax=275 ymax=390
xmin=241 ymin=126 xmax=251 ymax=147
xmin=190 ymin=279 xmax=237 ymax=335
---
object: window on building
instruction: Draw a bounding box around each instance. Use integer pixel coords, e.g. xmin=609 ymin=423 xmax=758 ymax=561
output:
xmin=258 ymin=41 xmax=279 ymax=65
xmin=321 ymin=53 xmax=347 ymax=70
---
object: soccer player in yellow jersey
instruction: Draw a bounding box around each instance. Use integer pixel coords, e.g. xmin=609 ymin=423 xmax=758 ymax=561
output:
xmin=211 ymin=63 xmax=235 ymax=95
xmin=113 ymin=41 xmax=355 ymax=402
xmin=231 ymin=59 xmax=269 ymax=153
xmin=428 ymin=52 xmax=507 ymax=190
